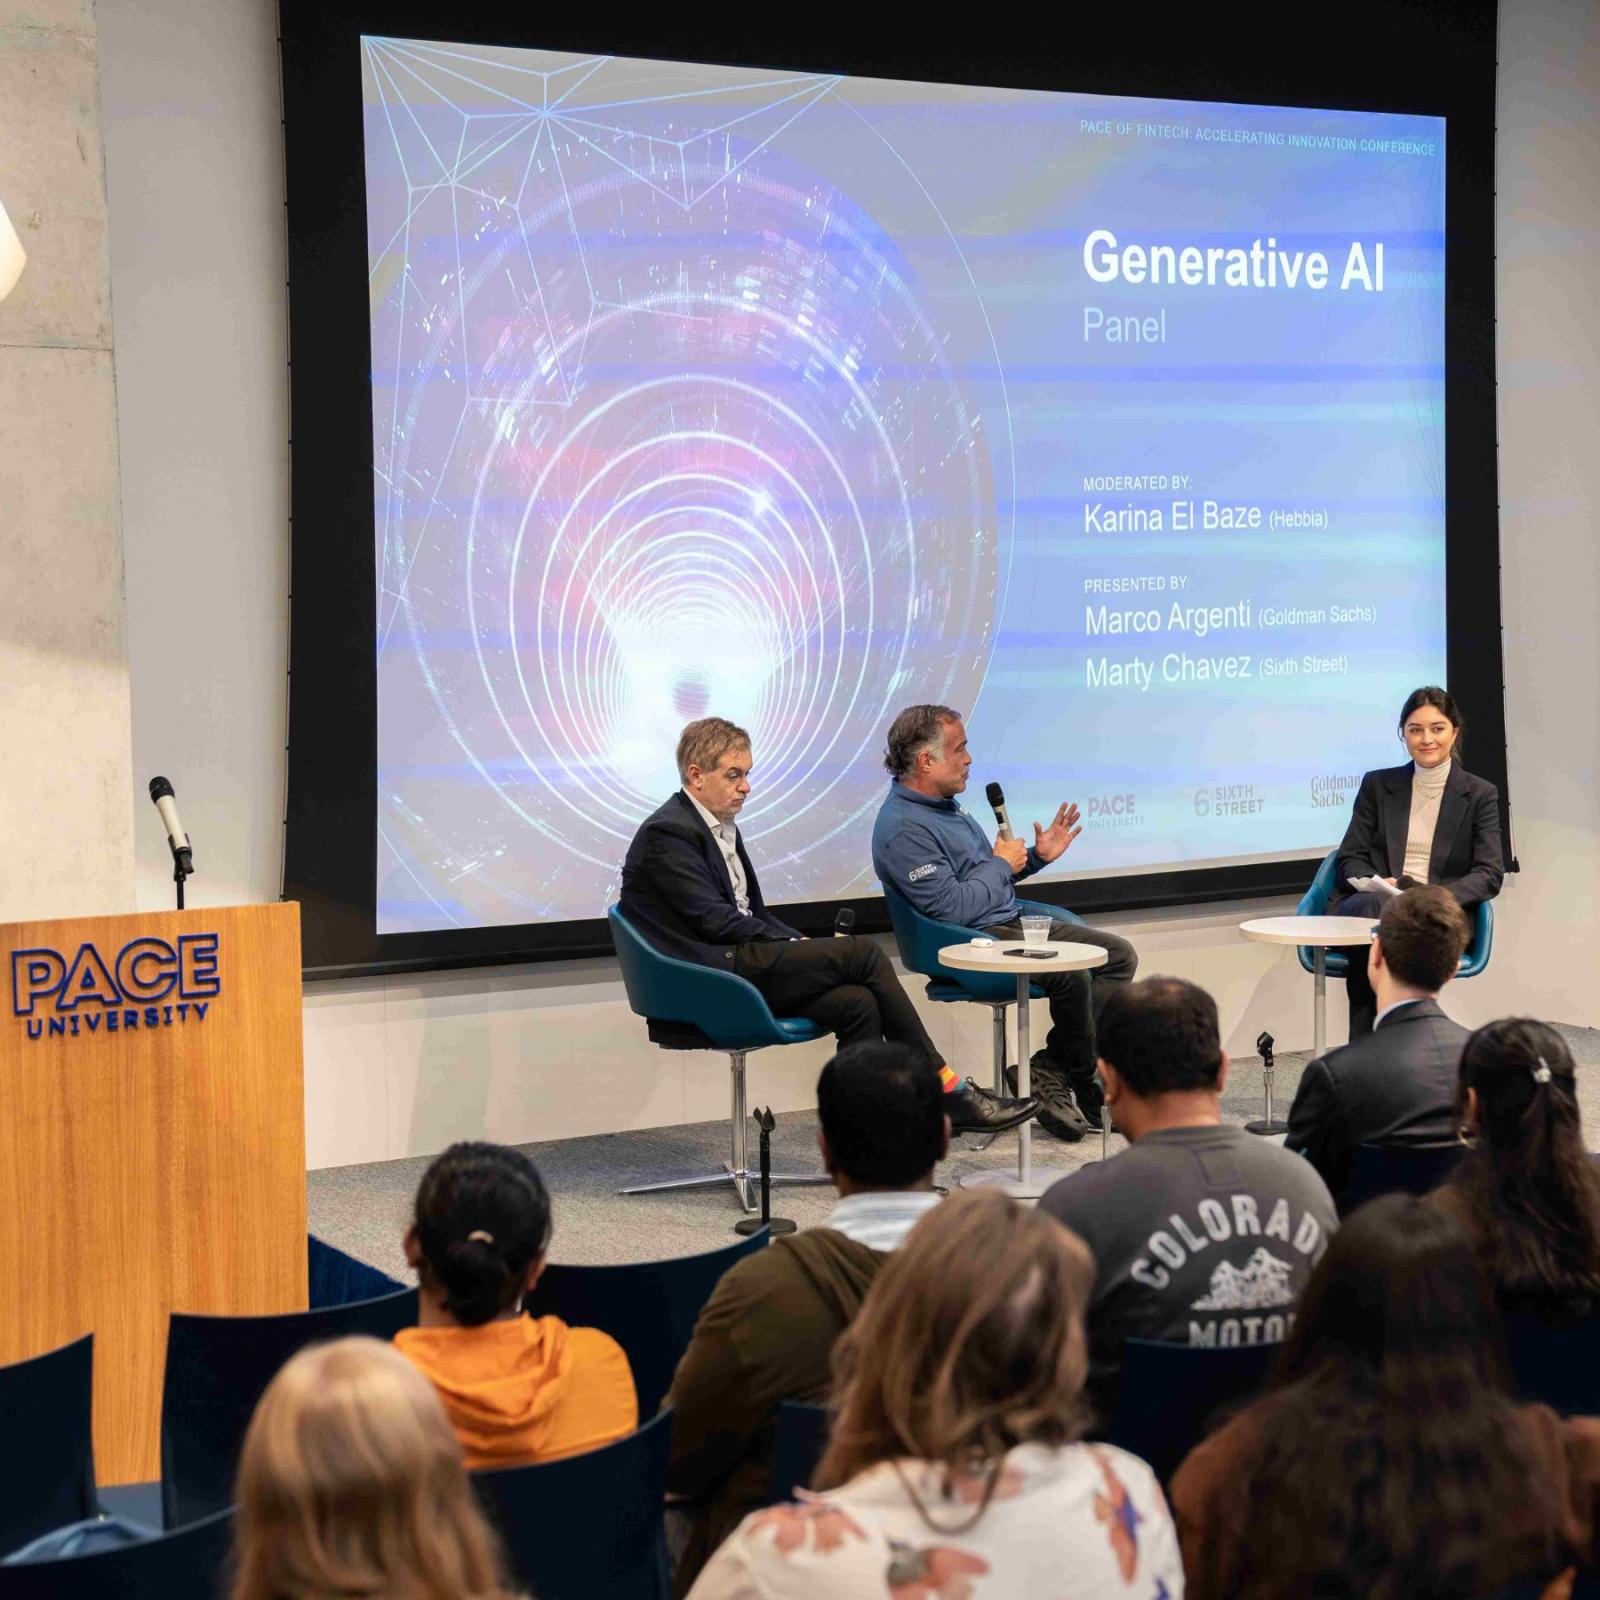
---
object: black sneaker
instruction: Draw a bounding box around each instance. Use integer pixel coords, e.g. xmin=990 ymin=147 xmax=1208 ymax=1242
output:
xmin=1005 ymin=1061 xmax=1092 ymax=1142
xmin=947 ymin=1079 xmax=1038 ymax=1135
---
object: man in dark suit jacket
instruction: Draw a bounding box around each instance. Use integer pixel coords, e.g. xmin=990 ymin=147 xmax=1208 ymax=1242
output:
xmin=1286 ymin=885 xmax=1472 ymax=1211
xmin=619 ymin=716 xmax=1036 ymax=1134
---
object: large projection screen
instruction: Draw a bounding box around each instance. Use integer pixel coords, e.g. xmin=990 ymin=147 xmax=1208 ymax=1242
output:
xmin=282 ymin=6 xmax=1506 ymax=975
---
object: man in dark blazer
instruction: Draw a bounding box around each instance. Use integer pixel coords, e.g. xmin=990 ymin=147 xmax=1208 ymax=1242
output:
xmin=619 ymin=716 xmax=1036 ymax=1134
xmin=1285 ymin=885 xmax=1472 ymax=1212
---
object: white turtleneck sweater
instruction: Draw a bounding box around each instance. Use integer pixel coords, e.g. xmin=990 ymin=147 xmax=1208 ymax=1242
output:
xmin=1402 ymin=758 xmax=1451 ymax=883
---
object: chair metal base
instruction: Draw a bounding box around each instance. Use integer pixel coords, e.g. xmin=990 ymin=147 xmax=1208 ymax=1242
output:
xmin=621 ymin=1166 xmax=832 ymax=1214
xmin=620 ymin=1046 xmax=829 ymax=1213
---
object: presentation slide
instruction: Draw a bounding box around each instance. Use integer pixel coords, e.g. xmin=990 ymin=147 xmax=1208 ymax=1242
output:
xmin=363 ymin=40 xmax=1445 ymax=936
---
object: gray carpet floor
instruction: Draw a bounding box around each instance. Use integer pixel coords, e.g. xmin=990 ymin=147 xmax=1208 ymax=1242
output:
xmin=310 ymin=1024 xmax=1600 ymax=1278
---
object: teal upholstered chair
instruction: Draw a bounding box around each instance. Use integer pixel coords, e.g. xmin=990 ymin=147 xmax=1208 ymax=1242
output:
xmin=607 ymin=906 xmax=830 ymax=1213
xmin=1295 ymin=849 xmax=1495 ymax=979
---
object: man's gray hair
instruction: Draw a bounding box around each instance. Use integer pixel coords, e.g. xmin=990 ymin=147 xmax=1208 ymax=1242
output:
xmin=676 ymin=717 xmax=752 ymax=780
xmin=883 ymin=704 xmax=962 ymax=778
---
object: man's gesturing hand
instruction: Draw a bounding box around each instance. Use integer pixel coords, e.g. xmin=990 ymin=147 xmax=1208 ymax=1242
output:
xmin=992 ymin=835 xmax=1028 ymax=874
xmin=1032 ymin=802 xmax=1083 ymax=865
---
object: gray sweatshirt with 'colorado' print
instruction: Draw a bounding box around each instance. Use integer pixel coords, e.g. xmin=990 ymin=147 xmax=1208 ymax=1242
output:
xmin=1038 ymin=1123 xmax=1338 ymax=1420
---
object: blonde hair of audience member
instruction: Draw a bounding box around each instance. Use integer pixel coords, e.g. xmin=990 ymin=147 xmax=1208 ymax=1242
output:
xmin=230 ymin=1336 xmax=519 ymax=1600
xmin=815 ymin=1189 xmax=1094 ymax=1528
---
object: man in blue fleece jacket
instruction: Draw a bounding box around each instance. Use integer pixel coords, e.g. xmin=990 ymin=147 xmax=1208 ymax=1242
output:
xmin=871 ymin=703 xmax=1138 ymax=1139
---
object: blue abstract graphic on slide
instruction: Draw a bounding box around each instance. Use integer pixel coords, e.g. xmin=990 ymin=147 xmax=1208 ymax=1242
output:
xmin=363 ymin=40 xmax=1445 ymax=935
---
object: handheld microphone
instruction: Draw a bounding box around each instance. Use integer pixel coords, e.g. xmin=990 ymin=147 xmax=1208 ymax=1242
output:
xmin=985 ymin=781 xmax=1015 ymax=841
xmin=833 ymin=907 xmax=856 ymax=938
xmin=148 ymin=776 xmax=193 ymax=869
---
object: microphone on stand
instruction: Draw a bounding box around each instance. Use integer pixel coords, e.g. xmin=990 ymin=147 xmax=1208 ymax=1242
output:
xmin=985 ymin=781 xmax=1015 ymax=841
xmin=148 ymin=776 xmax=195 ymax=909
xmin=833 ymin=907 xmax=856 ymax=938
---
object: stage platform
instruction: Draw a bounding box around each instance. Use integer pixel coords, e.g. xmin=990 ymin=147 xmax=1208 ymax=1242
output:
xmin=310 ymin=1026 xmax=1600 ymax=1275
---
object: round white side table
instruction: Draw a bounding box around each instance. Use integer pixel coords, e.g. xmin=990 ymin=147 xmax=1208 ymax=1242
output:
xmin=938 ymin=939 xmax=1108 ymax=1198
xmin=1238 ymin=914 xmax=1376 ymax=1132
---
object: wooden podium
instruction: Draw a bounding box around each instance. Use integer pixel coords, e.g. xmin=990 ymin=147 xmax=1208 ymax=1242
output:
xmin=0 ymin=903 xmax=307 ymax=1484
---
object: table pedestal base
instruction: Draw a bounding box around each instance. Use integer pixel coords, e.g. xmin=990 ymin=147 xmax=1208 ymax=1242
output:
xmin=935 ymin=941 xmax=1111 ymax=1198
xmin=959 ymin=1166 xmax=1075 ymax=1201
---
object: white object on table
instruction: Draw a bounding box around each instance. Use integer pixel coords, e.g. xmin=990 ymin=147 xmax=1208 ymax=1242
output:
xmin=1347 ymin=875 xmax=1401 ymax=899
xmin=938 ymin=939 xmax=1108 ymax=1199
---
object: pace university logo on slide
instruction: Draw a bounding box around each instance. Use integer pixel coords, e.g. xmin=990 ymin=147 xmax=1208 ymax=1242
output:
xmin=10 ymin=934 xmax=222 ymax=1041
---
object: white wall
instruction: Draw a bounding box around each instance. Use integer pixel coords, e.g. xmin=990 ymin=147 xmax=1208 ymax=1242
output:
xmin=98 ymin=0 xmax=1600 ymax=1169
xmin=1478 ymin=0 xmax=1600 ymax=1027
xmin=97 ymin=0 xmax=288 ymax=914
xmin=0 ymin=0 xmax=134 ymax=923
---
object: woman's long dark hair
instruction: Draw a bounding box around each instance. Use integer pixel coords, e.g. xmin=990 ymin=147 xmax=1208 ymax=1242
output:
xmin=1224 ymin=1196 xmax=1569 ymax=1600
xmin=1451 ymin=1019 xmax=1600 ymax=1321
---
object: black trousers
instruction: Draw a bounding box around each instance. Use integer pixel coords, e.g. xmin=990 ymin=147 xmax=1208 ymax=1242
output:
xmin=733 ymin=937 xmax=942 ymax=1070
xmin=1331 ymin=891 xmax=1384 ymax=1038
xmin=983 ymin=919 xmax=1140 ymax=1105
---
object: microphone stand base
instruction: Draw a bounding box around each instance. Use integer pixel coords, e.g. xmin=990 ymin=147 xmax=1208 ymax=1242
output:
xmin=735 ymin=1215 xmax=796 ymax=1237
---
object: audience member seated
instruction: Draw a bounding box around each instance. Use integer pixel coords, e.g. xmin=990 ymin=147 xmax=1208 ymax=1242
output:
xmin=1285 ymin=885 xmax=1472 ymax=1210
xmin=394 ymin=1141 xmax=637 ymax=1468
xmin=1039 ymin=976 xmax=1336 ymax=1422
xmin=230 ymin=1335 xmax=523 ymax=1600
xmin=1169 ymin=1195 xmax=1600 ymax=1600
xmin=1430 ymin=1018 xmax=1600 ymax=1324
xmin=664 ymin=1041 xmax=948 ymax=1586
xmin=687 ymin=1190 xmax=1183 ymax=1599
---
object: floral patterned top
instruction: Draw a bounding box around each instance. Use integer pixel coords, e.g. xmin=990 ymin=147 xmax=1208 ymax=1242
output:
xmin=685 ymin=1441 xmax=1183 ymax=1599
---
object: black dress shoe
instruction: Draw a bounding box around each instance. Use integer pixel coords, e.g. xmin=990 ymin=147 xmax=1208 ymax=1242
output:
xmin=947 ymin=1079 xmax=1038 ymax=1135
xmin=1005 ymin=1061 xmax=1091 ymax=1142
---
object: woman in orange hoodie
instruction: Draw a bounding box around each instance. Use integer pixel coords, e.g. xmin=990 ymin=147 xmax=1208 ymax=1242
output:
xmin=394 ymin=1142 xmax=637 ymax=1469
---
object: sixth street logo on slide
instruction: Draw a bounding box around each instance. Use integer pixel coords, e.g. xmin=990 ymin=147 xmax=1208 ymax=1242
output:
xmin=1194 ymin=784 xmax=1266 ymax=819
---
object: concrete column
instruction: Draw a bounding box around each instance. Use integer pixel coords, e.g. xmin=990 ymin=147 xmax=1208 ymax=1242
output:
xmin=0 ymin=0 xmax=134 ymax=919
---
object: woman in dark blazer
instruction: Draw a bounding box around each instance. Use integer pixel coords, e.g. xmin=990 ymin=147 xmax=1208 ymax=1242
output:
xmin=1334 ymin=686 xmax=1504 ymax=1035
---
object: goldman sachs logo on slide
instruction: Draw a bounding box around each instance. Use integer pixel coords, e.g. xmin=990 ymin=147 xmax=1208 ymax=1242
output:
xmin=10 ymin=934 xmax=221 ymax=1041
xmin=1310 ymin=774 xmax=1363 ymax=809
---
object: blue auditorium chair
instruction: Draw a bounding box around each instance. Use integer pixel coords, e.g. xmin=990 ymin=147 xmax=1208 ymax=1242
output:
xmin=1343 ymin=1141 xmax=1465 ymax=1213
xmin=523 ymin=1230 xmax=768 ymax=1419
xmin=1503 ymin=1310 xmax=1600 ymax=1418
xmin=0 ymin=1507 xmax=231 ymax=1599
xmin=0 ymin=1334 xmax=95 ymax=1558
xmin=881 ymin=883 xmax=1080 ymax=1143
xmin=474 ymin=1409 xmax=674 ymax=1600
xmin=1296 ymin=849 xmax=1495 ymax=980
xmin=159 ymin=1286 xmax=418 ymax=1527
xmin=766 ymin=1399 xmax=831 ymax=1504
xmin=608 ymin=905 xmax=831 ymax=1213
xmin=1105 ymin=1337 xmax=1277 ymax=1485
